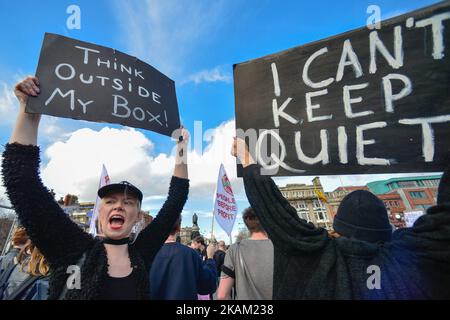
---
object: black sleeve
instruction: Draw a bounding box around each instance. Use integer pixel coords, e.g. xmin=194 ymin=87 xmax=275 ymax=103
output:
xmin=437 ymin=161 xmax=450 ymax=205
xmin=213 ymin=251 xmax=225 ymax=272
xmin=133 ymin=176 xmax=189 ymax=268
xmin=392 ymin=164 xmax=450 ymax=264
xmin=1 ymin=143 xmax=94 ymax=267
xmin=197 ymin=259 xmax=217 ymax=295
xmin=242 ymin=164 xmax=329 ymax=253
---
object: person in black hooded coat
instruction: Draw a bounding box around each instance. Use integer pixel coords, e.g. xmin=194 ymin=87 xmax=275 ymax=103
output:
xmin=232 ymin=137 xmax=450 ymax=299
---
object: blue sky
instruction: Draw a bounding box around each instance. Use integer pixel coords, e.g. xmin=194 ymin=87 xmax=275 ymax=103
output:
xmin=0 ymin=0 xmax=441 ymax=243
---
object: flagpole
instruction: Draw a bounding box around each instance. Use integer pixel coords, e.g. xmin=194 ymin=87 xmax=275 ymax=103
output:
xmin=339 ymin=175 xmax=346 ymax=192
xmin=210 ymin=211 xmax=215 ymax=240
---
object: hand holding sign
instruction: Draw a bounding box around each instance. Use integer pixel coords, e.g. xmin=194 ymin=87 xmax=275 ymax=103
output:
xmin=10 ymin=76 xmax=42 ymax=146
xmin=231 ymin=137 xmax=255 ymax=168
xmin=15 ymin=76 xmax=40 ymax=104
xmin=175 ymin=125 xmax=189 ymax=159
xmin=172 ymin=126 xmax=189 ymax=179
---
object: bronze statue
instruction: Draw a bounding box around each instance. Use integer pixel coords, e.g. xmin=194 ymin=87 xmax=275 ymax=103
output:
xmin=192 ymin=212 xmax=198 ymax=226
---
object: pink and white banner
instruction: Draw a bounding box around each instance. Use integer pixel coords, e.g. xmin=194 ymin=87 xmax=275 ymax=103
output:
xmin=213 ymin=164 xmax=237 ymax=236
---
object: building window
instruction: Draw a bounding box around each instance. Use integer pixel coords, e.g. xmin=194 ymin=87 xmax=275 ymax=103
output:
xmin=415 ymin=204 xmax=431 ymax=210
xmin=409 ymin=191 xmax=426 ymax=199
xmin=298 ymin=211 xmax=310 ymax=222
xmin=315 ymin=211 xmax=324 ymax=221
xmin=422 ymin=179 xmax=439 ymax=187
xmin=314 ymin=209 xmax=328 ymax=222
xmin=313 ymin=200 xmax=324 ymax=208
xmin=398 ymin=181 xmax=417 ymax=188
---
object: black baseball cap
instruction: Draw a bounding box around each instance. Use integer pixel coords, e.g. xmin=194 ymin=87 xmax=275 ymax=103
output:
xmin=98 ymin=181 xmax=143 ymax=203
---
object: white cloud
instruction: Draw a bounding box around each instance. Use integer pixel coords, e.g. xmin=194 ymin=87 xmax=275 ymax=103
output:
xmin=0 ymin=80 xmax=73 ymax=144
xmin=41 ymin=127 xmax=157 ymax=201
xmin=187 ymin=119 xmax=245 ymax=199
xmin=39 ymin=119 xmax=241 ymax=205
xmin=183 ymin=67 xmax=232 ymax=85
xmin=212 ymin=226 xmax=241 ymax=245
xmin=113 ymin=0 xmax=229 ymax=79
xmin=39 ymin=116 xmax=74 ymax=144
xmin=0 ymin=82 xmax=18 ymax=126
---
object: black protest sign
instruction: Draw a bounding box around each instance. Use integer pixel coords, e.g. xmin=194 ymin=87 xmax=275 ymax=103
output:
xmin=234 ymin=2 xmax=450 ymax=176
xmin=26 ymin=33 xmax=180 ymax=136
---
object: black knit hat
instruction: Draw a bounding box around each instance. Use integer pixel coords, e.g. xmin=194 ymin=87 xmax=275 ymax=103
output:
xmin=333 ymin=190 xmax=392 ymax=243
xmin=98 ymin=181 xmax=143 ymax=203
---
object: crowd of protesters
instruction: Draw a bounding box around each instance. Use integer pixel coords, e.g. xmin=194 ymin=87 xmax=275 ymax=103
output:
xmin=0 ymin=77 xmax=449 ymax=300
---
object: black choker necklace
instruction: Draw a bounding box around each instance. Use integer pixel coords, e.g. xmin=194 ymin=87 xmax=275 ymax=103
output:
xmin=100 ymin=237 xmax=130 ymax=245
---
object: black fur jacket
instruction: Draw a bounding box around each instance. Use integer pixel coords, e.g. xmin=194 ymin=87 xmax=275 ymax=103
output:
xmin=2 ymin=143 xmax=189 ymax=300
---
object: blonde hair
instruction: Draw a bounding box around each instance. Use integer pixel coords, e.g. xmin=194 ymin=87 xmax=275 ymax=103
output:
xmin=17 ymin=242 xmax=50 ymax=277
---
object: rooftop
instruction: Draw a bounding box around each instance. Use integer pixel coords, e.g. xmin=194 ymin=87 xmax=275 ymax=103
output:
xmin=367 ymin=174 xmax=442 ymax=195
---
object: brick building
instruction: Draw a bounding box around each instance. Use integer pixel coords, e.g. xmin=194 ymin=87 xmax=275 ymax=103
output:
xmin=367 ymin=175 xmax=441 ymax=212
xmin=326 ymin=186 xmax=369 ymax=219
xmin=279 ymin=177 xmax=333 ymax=230
xmin=378 ymin=192 xmax=407 ymax=229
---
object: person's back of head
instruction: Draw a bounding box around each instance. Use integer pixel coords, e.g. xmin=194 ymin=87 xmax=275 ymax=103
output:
xmin=218 ymin=240 xmax=226 ymax=251
xmin=193 ymin=236 xmax=205 ymax=246
xmin=242 ymin=207 xmax=266 ymax=236
xmin=333 ymin=190 xmax=392 ymax=243
xmin=12 ymin=227 xmax=29 ymax=249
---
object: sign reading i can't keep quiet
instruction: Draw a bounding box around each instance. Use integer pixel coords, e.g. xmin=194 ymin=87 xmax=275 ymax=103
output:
xmin=26 ymin=33 xmax=180 ymax=137
xmin=234 ymin=2 xmax=450 ymax=176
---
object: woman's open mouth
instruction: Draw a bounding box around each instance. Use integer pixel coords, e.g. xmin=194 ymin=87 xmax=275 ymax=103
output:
xmin=109 ymin=214 xmax=125 ymax=230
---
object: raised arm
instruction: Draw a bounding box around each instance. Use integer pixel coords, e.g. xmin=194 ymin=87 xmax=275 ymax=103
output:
xmin=391 ymin=161 xmax=450 ymax=263
xmin=232 ymin=137 xmax=328 ymax=253
xmin=10 ymin=76 xmax=41 ymax=145
xmin=197 ymin=244 xmax=218 ymax=295
xmin=2 ymin=77 xmax=94 ymax=267
xmin=133 ymin=128 xmax=189 ymax=266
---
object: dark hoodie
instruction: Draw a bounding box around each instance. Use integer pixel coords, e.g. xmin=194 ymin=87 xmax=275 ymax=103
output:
xmin=242 ymin=164 xmax=450 ymax=299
